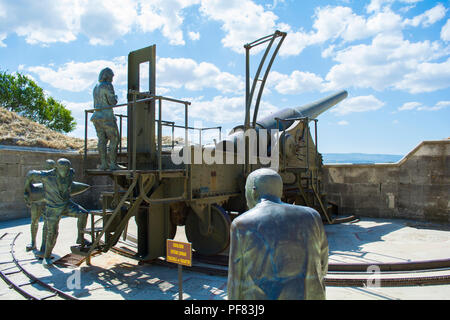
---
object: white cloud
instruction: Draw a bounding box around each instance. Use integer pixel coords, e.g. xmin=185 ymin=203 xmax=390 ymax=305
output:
xmin=441 ymin=19 xmax=450 ymax=41
xmin=366 ymin=0 xmax=393 ymax=13
xmin=0 ymin=33 xmax=6 ymax=47
xmin=188 ymin=31 xmax=200 ymax=41
xmin=398 ymin=101 xmax=421 ymax=111
xmin=331 ymin=95 xmax=385 ymax=115
xmin=137 ymin=0 xmax=201 ymax=46
xmin=26 ymin=55 xmax=243 ymax=95
xmin=403 ymin=3 xmax=447 ymax=28
xmin=268 ymin=70 xmax=324 ymax=94
xmin=187 ymin=95 xmax=278 ymax=124
xmin=366 ymin=0 xmax=423 ymax=13
xmin=79 ymin=0 xmax=138 ymax=45
xmin=0 ymin=0 xmax=81 ymax=45
xmin=26 ymin=57 xmax=128 ymax=92
xmin=0 ymin=0 xmax=132 ymax=45
xmin=279 ymin=6 xmax=404 ymax=56
xmin=324 ymin=33 xmax=450 ymax=93
xmin=157 ymin=57 xmax=243 ymax=93
xmin=429 ymin=101 xmax=450 ymax=111
xmin=398 ymin=100 xmax=450 ymax=111
xmin=199 ymin=0 xmax=278 ymax=54
xmin=266 ymin=0 xmax=286 ymax=10
xmin=0 ymin=0 xmax=199 ymax=46
xmin=278 ymin=2 xmax=446 ymax=58
xmin=393 ymin=58 xmax=450 ymax=93
xmin=337 ymin=120 xmax=349 ymax=126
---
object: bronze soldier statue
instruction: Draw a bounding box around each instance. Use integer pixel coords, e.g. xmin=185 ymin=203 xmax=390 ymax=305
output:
xmin=92 ymin=67 xmax=122 ymax=170
xmin=24 ymin=159 xmax=55 ymax=252
xmin=24 ymin=158 xmax=89 ymax=267
xmin=227 ymin=168 xmax=329 ymax=300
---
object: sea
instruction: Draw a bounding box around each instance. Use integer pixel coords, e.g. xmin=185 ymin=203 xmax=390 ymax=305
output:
xmin=323 ymin=153 xmax=404 ymax=164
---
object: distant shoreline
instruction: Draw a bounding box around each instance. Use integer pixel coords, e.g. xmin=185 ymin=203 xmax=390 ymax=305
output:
xmin=323 ymin=153 xmax=403 ymax=164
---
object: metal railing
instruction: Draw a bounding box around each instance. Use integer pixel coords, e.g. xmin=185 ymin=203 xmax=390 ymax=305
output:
xmin=84 ymin=93 xmax=222 ymax=175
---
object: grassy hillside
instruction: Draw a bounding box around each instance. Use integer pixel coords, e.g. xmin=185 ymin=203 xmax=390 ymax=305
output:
xmin=0 ymin=107 xmax=182 ymax=152
xmin=0 ymin=107 xmax=93 ymax=152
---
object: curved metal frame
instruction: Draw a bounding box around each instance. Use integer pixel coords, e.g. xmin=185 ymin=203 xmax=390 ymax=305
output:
xmin=244 ymin=30 xmax=287 ymax=131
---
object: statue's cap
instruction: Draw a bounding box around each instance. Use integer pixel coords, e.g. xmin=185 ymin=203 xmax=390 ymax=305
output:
xmin=45 ymin=159 xmax=56 ymax=169
xmin=57 ymin=158 xmax=71 ymax=167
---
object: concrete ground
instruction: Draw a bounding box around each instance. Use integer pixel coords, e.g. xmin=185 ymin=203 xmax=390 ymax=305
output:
xmin=0 ymin=215 xmax=449 ymax=300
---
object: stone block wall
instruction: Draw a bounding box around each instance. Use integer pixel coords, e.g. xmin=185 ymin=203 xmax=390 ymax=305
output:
xmin=0 ymin=147 xmax=112 ymax=221
xmin=322 ymin=140 xmax=449 ymax=223
xmin=1 ymin=139 xmax=449 ymax=223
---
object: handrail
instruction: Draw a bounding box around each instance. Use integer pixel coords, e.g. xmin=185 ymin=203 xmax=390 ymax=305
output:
xmin=84 ymin=95 xmax=191 ymax=113
xmin=83 ymin=93 xmax=222 ymax=176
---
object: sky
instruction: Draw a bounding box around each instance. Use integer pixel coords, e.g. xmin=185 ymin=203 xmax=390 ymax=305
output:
xmin=0 ymin=0 xmax=449 ymax=155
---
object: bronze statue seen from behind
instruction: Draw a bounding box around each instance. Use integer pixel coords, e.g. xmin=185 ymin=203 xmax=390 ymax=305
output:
xmin=227 ymin=168 xmax=329 ymax=300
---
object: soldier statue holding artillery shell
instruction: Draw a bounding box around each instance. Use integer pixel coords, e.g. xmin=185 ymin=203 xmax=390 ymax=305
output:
xmin=24 ymin=158 xmax=90 ymax=267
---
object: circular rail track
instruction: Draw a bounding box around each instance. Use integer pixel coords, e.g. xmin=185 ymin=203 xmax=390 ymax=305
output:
xmin=0 ymin=232 xmax=77 ymax=300
xmin=110 ymin=240 xmax=450 ymax=287
xmin=2 ymin=231 xmax=449 ymax=297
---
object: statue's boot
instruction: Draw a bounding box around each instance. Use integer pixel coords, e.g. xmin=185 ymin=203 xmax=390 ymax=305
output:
xmin=42 ymin=258 xmax=53 ymax=268
xmin=26 ymin=242 xmax=36 ymax=252
xmin=108 ymin=144 xmax=125 ymax=170
xmin=76 ymin=214 xmax=90 ymax=247
xmin=43 ymin=217 xmax=59 ymax=266
xmin=39 ymin=218 xmax=48 ymax=253
xmin=26 ymin=207 xmax=40 ymax=251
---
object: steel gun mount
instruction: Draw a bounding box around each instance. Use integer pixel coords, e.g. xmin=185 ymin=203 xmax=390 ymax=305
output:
xmin=81 ymin=31 xmax=354 ymax=263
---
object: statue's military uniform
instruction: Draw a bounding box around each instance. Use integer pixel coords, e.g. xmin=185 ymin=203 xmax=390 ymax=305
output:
xmin=227 ymin=168 xmax=329 ymax=300
xmin=25 ymin=189 xmax=47 ymax=252
xmin=92 ymin=75 xmax=120 ymax=170
xmin=24 ymin=160 xmax=55 ymax=252
xmin=25 ymin=168 xmax=88 ymax=261
xmin=228 ymin=203 xmax=328 ymax=300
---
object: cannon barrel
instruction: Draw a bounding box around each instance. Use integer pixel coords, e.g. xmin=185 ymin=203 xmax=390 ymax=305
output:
xmin=256 ymin=90 xmax=348 ymax=131
xmin=211 ymin=90 xmax=348 ymax=153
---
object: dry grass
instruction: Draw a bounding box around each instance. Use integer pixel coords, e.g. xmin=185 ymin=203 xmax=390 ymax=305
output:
xmin=0 ymin=107 xmax=183 ymax=153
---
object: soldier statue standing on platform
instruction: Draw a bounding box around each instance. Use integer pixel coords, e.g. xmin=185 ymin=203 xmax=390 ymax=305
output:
xmin=24 ymin=158 xmax=89 ymax=267
xmin=92 ymin=67 xmax=122 ymax=170
xmin=24 ymin=159 xmax=56 ymax=252
xmin=227 ymin=168 xmax=329 ymax=300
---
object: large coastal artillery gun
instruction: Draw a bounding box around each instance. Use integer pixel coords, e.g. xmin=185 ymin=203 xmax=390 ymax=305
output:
xmin=81 ymin=31 xmax=351 ymax=263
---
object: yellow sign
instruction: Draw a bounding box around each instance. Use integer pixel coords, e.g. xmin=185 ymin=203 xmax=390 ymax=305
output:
xmin=166 ymin=239 xmax=192 ymax=267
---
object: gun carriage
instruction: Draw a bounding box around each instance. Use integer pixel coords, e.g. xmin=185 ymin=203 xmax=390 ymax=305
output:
xmin=80 ymin=31 xmax=353 ymax=264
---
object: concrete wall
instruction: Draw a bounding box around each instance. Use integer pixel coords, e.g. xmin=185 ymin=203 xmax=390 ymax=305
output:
xmin=1 ymin=139 xmax=449 ymax=223
xmin=0 ymin=147 xmax=112 ymax=221
xmin=323 ymin=140 xmax=450 ymax=223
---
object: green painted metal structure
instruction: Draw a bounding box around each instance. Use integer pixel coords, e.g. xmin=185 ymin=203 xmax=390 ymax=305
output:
xmin=81 ymin=32 xmax=351 ymax=263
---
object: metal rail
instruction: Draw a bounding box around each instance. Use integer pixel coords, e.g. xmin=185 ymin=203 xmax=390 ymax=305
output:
xmin=0 ymin=232 xmax=78 ymax=300
xmin=106 ymin=236 xmax=450 ymax=287
xmin=244 ymin=30 xmax=286 ymax=176
xmin=84 ymin=94 xmax=222 ymax=173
